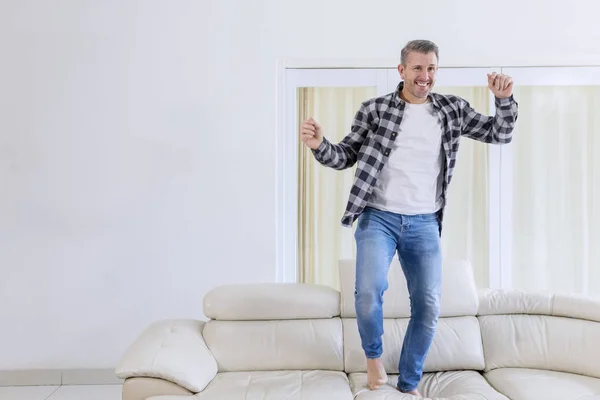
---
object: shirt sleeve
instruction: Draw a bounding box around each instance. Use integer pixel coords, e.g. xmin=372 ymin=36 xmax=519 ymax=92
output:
xmin=311 ymin=101 xmax=374 ymax=170
xmin=460 ymin=95 xmax=519 ymax=144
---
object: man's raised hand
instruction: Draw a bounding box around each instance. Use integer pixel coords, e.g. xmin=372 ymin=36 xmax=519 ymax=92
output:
xmin=300 ymin=118 xmax=324 ymax=150
xmin=487 ymin=72 xmax=513 ymax=99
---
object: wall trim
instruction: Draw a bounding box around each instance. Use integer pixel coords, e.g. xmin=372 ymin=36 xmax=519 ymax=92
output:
xmin=0 ymin=369 xmax=122 ymax=386
xmin=282 ymin=57 xmax=600 ymax=69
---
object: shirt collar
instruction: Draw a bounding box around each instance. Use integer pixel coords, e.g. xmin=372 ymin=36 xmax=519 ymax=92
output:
xmin=393 ymin=81 xmax=440 ymax=109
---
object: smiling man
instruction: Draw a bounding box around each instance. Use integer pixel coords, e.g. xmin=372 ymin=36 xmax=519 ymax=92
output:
xmin=300 ymin=40 xmax=518 ymax=396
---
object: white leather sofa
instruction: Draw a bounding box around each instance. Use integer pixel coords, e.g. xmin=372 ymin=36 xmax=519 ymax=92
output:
xmin=115 ymin=259 xmax=600 ymax=399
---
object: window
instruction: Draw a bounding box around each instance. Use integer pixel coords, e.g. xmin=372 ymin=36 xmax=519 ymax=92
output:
xmin=277 ymin=65 xmax=600 ymax=296
xmin=277 ymin=69 xmax=387 ymax=288
xmin=501 ymin=67 xmax=600 ymax=294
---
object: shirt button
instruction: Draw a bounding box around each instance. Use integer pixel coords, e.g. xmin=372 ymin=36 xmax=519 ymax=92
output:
xmin=385 ymin=151 xmax=390 ymax=156
xmin=392 ymin=132 xmax=397 ymax=137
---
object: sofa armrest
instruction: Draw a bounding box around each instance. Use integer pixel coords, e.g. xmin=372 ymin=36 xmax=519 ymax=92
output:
xmin=115 ymin=319 xmax=218 ymax=393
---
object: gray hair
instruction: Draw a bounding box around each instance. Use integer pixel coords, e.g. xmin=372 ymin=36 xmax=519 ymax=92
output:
xmin=400 ymin=40 xmax=439 ymax=65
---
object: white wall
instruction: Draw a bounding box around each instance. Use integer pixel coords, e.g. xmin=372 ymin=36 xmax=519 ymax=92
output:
xmin=0 ymin=0 xmax=599 ymax=370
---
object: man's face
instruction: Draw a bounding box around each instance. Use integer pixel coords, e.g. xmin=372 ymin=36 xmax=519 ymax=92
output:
xmin=398 ymin=51 xmax=438 ymax=100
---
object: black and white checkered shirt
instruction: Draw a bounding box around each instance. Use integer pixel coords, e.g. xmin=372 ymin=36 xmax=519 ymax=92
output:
xmin=311 ymin=81 xmax=518 ymax=233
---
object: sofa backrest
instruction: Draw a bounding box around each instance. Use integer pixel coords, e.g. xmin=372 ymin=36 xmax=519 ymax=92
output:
xmin=478 ymin=289 xmax=600 ymax=379
xmin=202 ymin=283 xmax=344 ymax=372
xmin=339 ymin=258 xmax=485 ymax=374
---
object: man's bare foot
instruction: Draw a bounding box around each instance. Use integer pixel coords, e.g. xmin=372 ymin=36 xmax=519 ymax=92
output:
xmin=366 ymin=358 xmax=387 ymax=390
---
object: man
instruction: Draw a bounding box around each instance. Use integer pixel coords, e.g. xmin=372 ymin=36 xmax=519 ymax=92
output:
xmin=300 ymin=40 xmax=518 ymax=396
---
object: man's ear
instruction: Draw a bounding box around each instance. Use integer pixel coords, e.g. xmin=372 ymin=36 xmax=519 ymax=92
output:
xmin=397 ymin=64 xmax=405 ymax=80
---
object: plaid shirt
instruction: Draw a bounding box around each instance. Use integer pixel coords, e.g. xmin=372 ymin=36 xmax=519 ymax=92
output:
xmin=312 ymin=81 xmax=518 ymax=232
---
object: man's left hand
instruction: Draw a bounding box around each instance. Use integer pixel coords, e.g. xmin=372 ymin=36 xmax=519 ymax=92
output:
xmin=487 ymin=72 xmax=513 ymax=99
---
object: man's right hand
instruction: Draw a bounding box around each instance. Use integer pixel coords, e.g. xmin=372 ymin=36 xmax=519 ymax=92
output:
xmin=300 ymin=118 xmax=324 ymax=150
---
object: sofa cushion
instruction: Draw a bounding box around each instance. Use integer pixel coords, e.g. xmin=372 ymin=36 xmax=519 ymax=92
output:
xmin=339 ymin=259 xmax=478 ymax=318
xmin=178 ymin=371 xmax=351 ymax=400
xmin=122 ymin=377 xmax=193 ymax=400
xmin=203 ymin=319 xmax=344 ymax=372
xmin=343 ymin=317 xmax=484 ymax=373
xmin=115 ymin=320 xmax=217 ymax=393
xmin=348 ymin=371 xmax=508 ymax=399
xmin=484 ymin=368 xmax=600 ymax=400
xmin=479 ymin=314 xmax=600 ymax=379
xmin=552 ymin=293 xmax=600 ymax=323
xmin=478 ymin=289 xmax=600 ymax=323
xmin=477 ymin=289 xmax=553 ymax=316
xmin=203 ymin=283 xmax=340 ymax=320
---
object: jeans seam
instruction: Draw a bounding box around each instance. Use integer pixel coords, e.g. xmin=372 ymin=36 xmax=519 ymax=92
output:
xmin=398 ymin=325 xmax=412 ymax=392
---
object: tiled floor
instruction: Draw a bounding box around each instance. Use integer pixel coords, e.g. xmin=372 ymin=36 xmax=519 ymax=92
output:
xmin=0 ymin=384 xmax=122 ymax=400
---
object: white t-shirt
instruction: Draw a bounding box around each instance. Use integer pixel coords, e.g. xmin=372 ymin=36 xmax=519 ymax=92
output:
xmin=367 ymin=101 xmax=445 ymax=215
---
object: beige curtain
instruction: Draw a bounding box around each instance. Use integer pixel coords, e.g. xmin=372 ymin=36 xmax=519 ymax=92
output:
xmin=298 ymin=86 xmax=377 ymax=290
xmin=510 ymin=86 xmax=600 ymax=295
xmin=434 ymin=87 xmax=490 ymax=288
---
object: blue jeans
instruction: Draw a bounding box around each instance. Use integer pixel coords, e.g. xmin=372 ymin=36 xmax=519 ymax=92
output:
xmin=354 ymin=207 xmax=442 ymax=393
